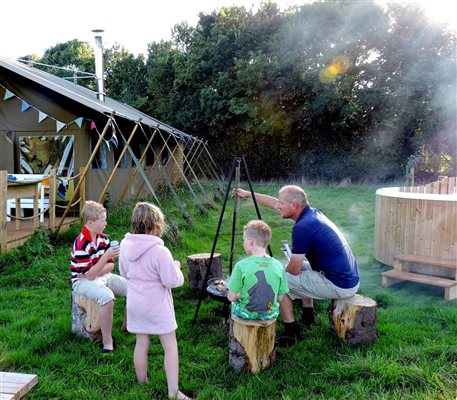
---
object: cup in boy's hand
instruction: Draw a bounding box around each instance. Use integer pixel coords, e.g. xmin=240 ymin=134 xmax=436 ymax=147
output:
xmin=110 ymin=240 xmax=120 ymax=257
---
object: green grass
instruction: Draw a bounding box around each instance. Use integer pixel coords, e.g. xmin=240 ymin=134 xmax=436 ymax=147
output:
xmin=1 ymin=182 xmax=457 ymax=399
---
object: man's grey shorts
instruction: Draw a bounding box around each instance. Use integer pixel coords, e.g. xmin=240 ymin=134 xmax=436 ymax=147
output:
xmin=286 ymin=269 xmax=359 ymax=300
xmin=72 ymin=273 xmax=127 ymax=306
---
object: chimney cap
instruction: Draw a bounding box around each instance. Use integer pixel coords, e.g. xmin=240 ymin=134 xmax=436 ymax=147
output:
xmin=91 ymin=29 xmax=104 ymax=34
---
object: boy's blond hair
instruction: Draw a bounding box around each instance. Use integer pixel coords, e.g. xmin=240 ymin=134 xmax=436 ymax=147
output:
xmin=244 ymin=220 xmax=271 ymax=248
xmin=82 ymin=201 xmax=106 ymax=224
xmin=131 ymin=202 xmax=166 ymax=236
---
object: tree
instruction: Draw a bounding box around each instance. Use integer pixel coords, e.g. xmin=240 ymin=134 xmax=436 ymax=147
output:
xmin=104 ymin=45 xmax=147 ymax=110
xmin=32 ymin=1 xmax=456 ymax=182
xmin=38 ymin=40 xmax=96 ymax=89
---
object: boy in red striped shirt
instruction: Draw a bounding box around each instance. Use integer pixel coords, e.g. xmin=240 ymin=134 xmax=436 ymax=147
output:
xmin=70 ymin=201 xmax=127 ymax=353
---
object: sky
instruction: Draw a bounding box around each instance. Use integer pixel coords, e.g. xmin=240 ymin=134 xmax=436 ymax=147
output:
xmin=1 ymin=0 xmax=456 ymax=59
xmin=0 ymin=0 xmax=295 ymax=59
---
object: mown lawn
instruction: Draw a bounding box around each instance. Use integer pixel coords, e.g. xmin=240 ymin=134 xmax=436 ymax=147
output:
xmin=1 ymin=182 xmax=456 ymax=399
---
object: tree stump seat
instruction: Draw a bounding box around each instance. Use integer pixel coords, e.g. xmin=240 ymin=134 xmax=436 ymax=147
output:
xmin=328 ymin=294 xmax=377 ymax=346
xmin=71 ymin=292 xmax=101 ymax=340
xmin=186 ymin=252 xmax=223 ymax=291
xmin=228 ymin=314 xmax=276 ymax=373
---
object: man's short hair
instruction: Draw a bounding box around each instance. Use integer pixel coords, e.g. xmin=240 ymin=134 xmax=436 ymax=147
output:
xmin=82 ymin=201 xmax=106 ymax=224
xmin=131 ymin=202 xmax=166 ymax=237
xmin=279 ymin=185 xmax=308 ymax=207
xmin=244 ymin=220 xmax=272 ymax=248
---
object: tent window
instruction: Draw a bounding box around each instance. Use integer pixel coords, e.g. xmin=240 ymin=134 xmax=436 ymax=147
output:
xmin=139 ymin=143 xmax=154 ymax=167
xmin=161 ymin=147 xmax=169 ymax=165
xmin=90 ymin=137 xmax=108 ymax=169
xmin=131 ymin=142 xmax=142 ymax=167
xmin=145 ymin=149 xmax=154 ymax=167
xmin=113 ymin=146 xmax=127 ymax=168
xmin=19 ymin=135 xmax=74 ymax=175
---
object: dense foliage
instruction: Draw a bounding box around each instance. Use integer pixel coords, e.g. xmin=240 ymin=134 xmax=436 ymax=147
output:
xmin=27 ymin=1 xmax=456 ymax=182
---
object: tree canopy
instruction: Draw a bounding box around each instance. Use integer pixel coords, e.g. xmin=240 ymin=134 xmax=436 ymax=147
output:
xmin=33 ymin=0 xmax=456 ymax=182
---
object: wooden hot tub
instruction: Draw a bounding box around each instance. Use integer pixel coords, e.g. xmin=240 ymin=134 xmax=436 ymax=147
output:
xmin=374 ymin=177 xmax=457 ymax=267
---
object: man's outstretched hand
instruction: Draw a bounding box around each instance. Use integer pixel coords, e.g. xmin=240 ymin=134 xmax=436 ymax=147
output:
xmin=232 ymin=188 xmax=250 ymax=198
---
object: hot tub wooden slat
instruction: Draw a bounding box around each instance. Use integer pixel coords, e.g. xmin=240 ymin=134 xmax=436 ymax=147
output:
xmin=394 ymin=254 xmax=457 ymax=269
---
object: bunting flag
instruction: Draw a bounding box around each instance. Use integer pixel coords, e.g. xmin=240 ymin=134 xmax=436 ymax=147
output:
xmin=74 ymin=117 xmax=83 ymax=128
xmin=1 ymin=83 xmax=92 ymax=135
xmin=56 ymin=121 xmax=66 ymax=132
xmin=3 ymin=89 xmax=14 ymax=100
xmin=38 ymin=111 xmax=48 ymax=122
xmin=21 ymin=100 xmax=31 ymax=112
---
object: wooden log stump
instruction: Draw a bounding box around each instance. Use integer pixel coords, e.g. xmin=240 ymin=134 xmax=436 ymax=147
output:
xmin=71 ymin=292 xmax=101 ymax=340
xmin=329 ymin=294 xmax=377 ymax=346
xmin=186 ymin=252 xmax=223 ymax=291
xmin=228 ymin=314 xmax=276 ymax=373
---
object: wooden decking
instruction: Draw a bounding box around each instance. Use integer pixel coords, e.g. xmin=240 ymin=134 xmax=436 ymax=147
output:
xmin=0 ymin=372 xmax=38 ymax=399
xmin=5 ymin=216 xmax=79 ymax=251
xmin=1 ymin=169 xmax=85 ymax=253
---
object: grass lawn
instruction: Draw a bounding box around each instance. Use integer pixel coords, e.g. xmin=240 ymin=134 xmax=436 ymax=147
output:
xmin=1 ymin=182 xmax=456 ymax=399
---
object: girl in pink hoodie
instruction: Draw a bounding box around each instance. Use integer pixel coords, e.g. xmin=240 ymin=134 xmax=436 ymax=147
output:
xmin=119 ymin=202 xmax=191 ymax=400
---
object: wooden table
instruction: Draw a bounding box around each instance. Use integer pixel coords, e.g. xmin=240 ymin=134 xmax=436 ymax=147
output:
xmin=7 ymin=181 xmax=40 ymax=231
xmin=0 ymin=372 xmax=38 ymax=399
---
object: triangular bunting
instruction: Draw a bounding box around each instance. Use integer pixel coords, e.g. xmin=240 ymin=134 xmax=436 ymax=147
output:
xmin=74 ymin=117 xmax=83 ymax=128
xmin=21 ymin=101 xmax=31 ymax=112
xmin=90 ymin=120 xmax=96 ymax=130
xmin=3 ymin=89 xmax=14 ymax=100
xmin=38 ymin=111 xmax=48 ymax=122
xmin=56 ymin=120 xmax=66 ymax=132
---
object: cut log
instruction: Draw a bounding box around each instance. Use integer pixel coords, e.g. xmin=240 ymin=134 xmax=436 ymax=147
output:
xmin=186 ymin=252 xmax=223 ymax=291
xmin=228 ymin=314 xmax=276 ymax=373
xmin=71 ymin=292 xmax=101 ymax=340
xmin=328 ymin=294 xmax=377 ymax=346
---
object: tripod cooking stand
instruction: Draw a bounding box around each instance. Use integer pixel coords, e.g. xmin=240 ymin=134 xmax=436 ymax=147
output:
xmin=192 ymin=156 xmax=272 ymax=325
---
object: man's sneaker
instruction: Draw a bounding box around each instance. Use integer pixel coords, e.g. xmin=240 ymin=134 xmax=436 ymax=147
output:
xmin=274 ymin=330 xmax=298 ymax=348
xmin=301 ymin=307 xmax=316 ymax=329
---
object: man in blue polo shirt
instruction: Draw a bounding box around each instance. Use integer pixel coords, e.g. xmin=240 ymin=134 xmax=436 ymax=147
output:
xmin=235 ymin=185 xmax=360 ymax=347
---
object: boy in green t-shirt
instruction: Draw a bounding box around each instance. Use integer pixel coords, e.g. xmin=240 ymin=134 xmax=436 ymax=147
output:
xmin=227 ymin=220 xmax=289 ymax=320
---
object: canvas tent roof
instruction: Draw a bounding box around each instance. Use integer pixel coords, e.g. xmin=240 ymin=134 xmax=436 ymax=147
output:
xmin=0 ymin=56 xmax=193 ymax=141
xmin=0 ymin=55 xmax=224 ymax=225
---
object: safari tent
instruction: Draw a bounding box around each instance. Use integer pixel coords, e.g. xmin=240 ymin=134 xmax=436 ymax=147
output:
xmin=0 ymin=56 xmax=221 ymax=250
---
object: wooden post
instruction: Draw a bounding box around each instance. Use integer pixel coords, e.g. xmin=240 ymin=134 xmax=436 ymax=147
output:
xmin=158 ymin=142 xmax=179 ymax=192
xmin=229 ymin=314 xmax=276 ymax=373
xmin=71 ymin=292 xmax=101 ymax=340
xmin=49 ymin=169 xmax=56 ymax=231
xmin=116 ymin=127 xmax=156 ymax=205
xmin=79 ymin=167 xmax=85 ymax=219
xmin=183 ymin=139 xmax=201 ymax=177
xmin=0 ymin=171 xmax=7 ymax=252
xmin=328 ymin=294 xmax=377 ymax=346
xmin=56 ymin=115 xmax=113 ymax=233
xmin=135 ymin=135 xmax=171 ymax=199
xmin=186 ymin=253 xmax=223 ymax=291
xmin=156 ymin=129 xmax=204 ymax=209
xmin=98 ymin=121 xmax=140 ymax=204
